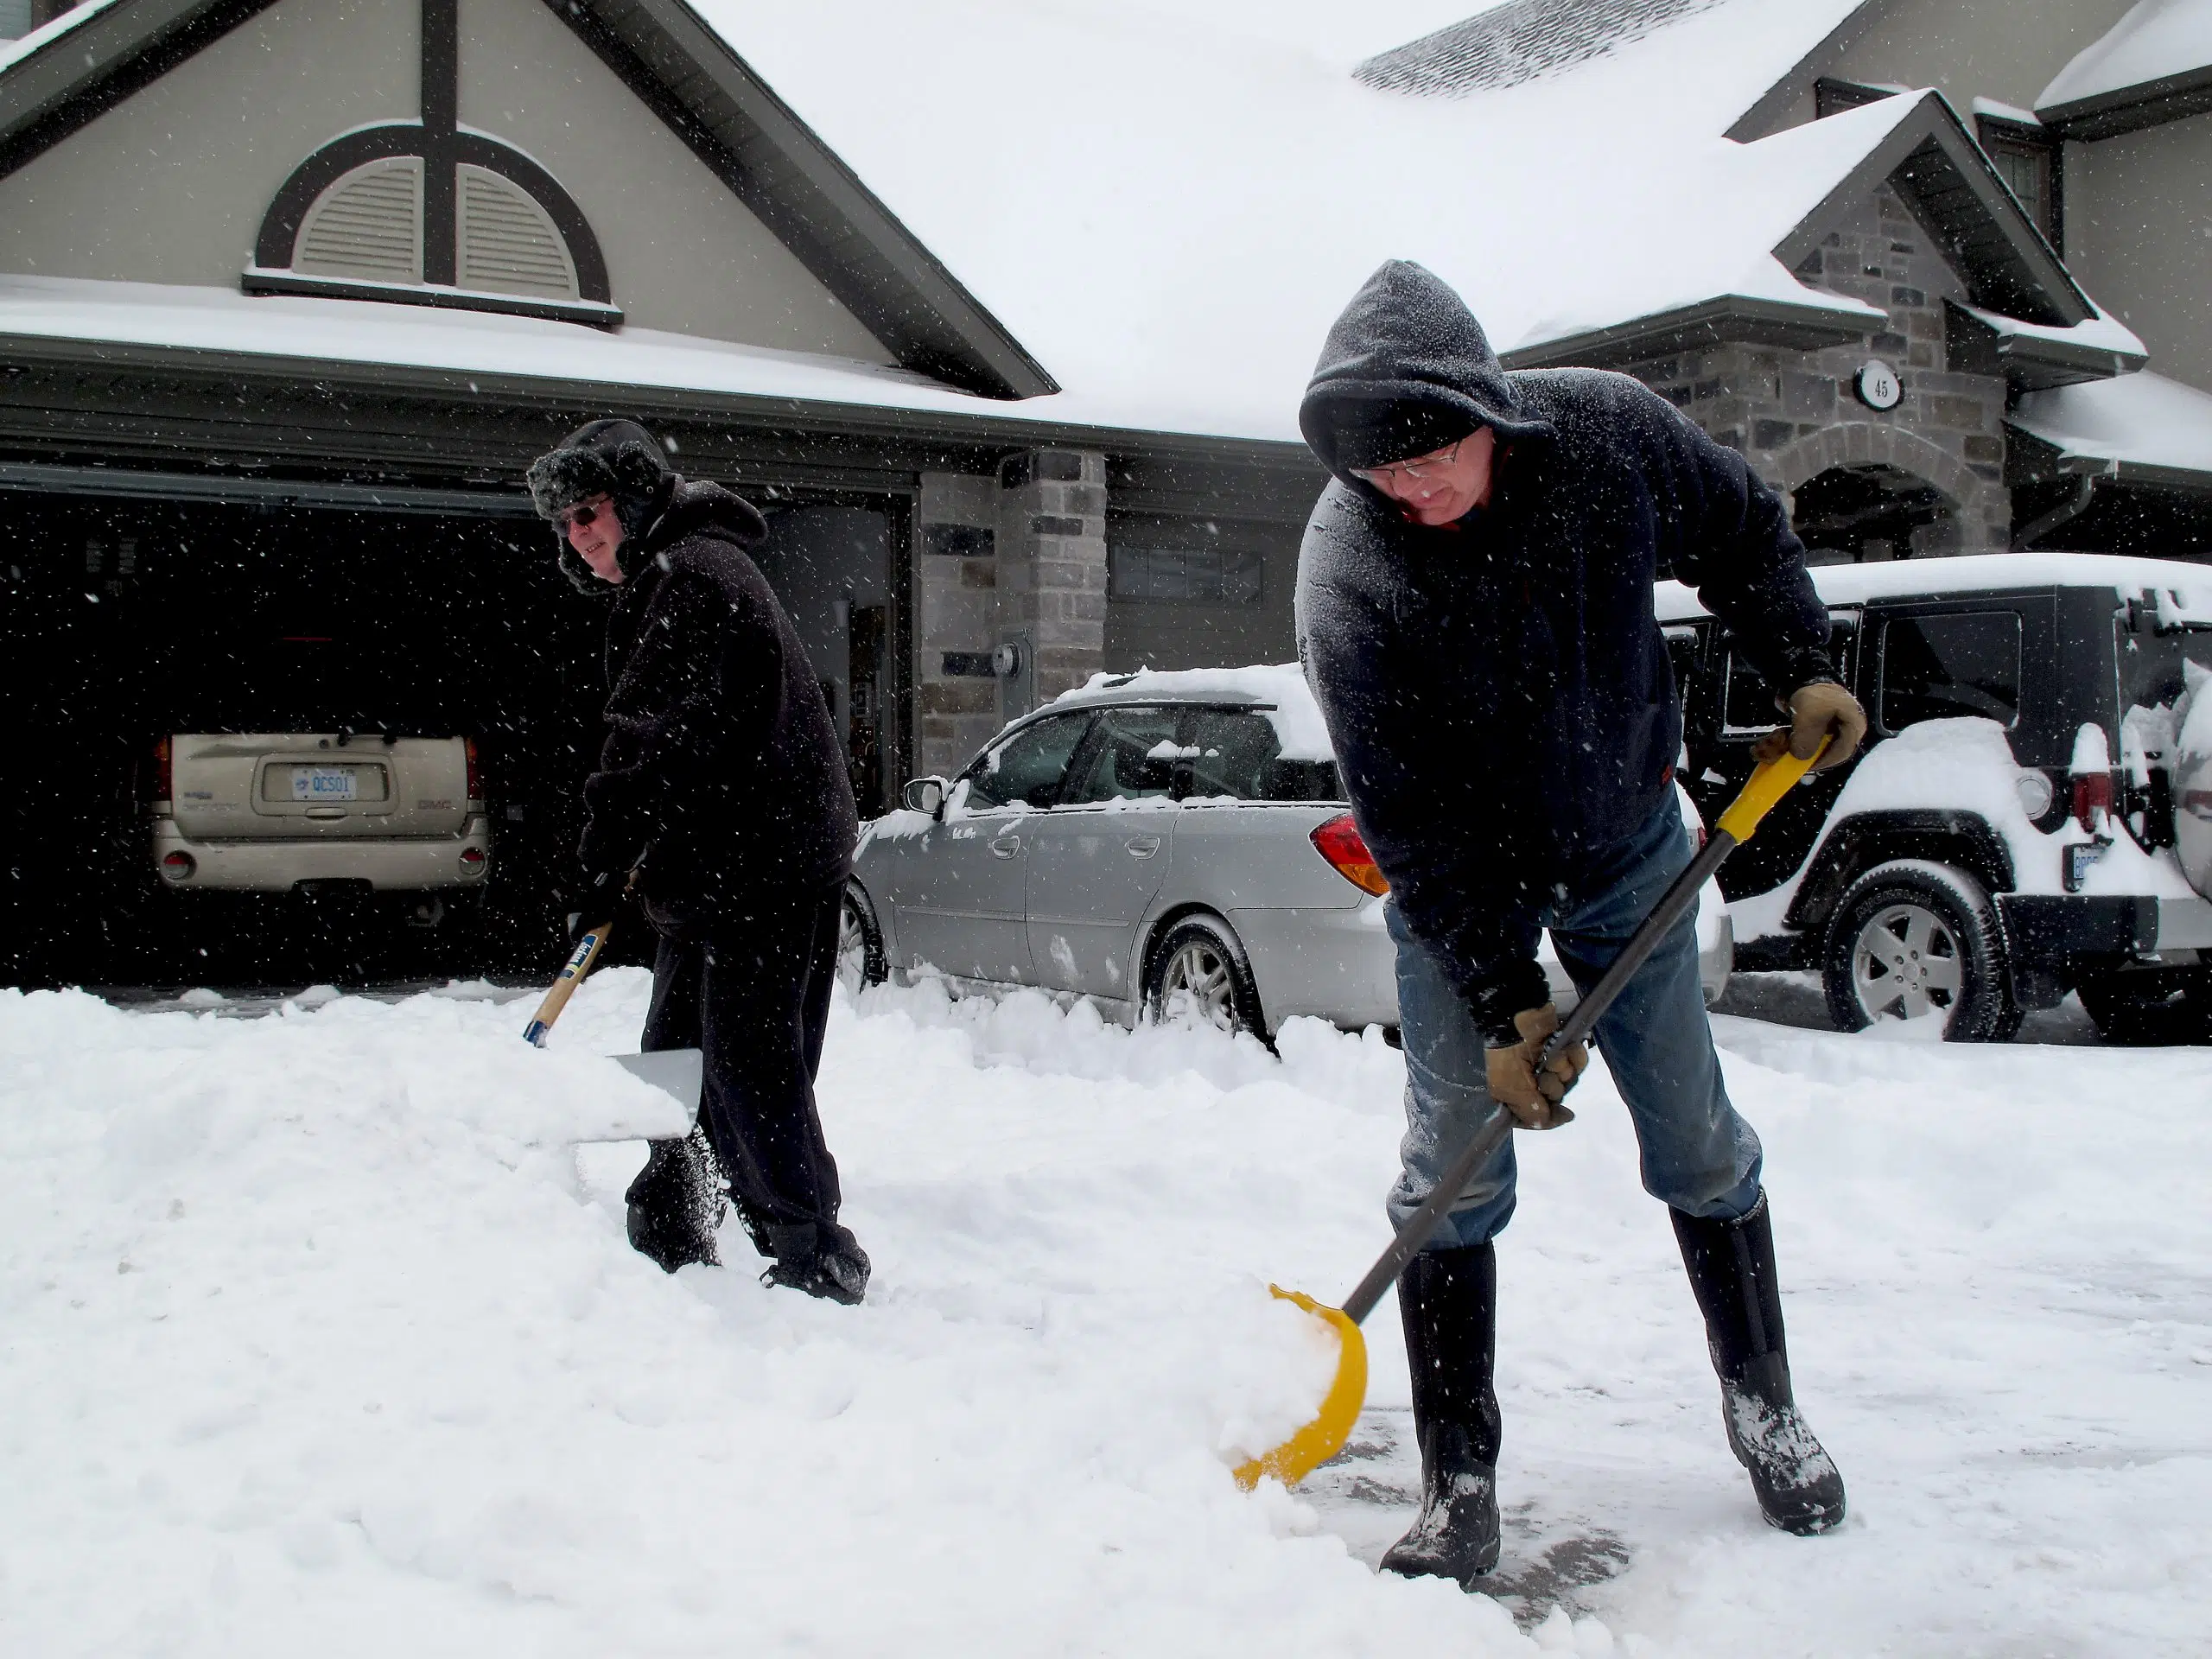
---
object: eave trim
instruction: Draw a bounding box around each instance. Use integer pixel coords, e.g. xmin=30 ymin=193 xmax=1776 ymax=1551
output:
xmin=1498 ymin=295 xmax=1875 ymax=371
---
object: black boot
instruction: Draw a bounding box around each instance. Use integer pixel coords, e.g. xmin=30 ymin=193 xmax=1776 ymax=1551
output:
xmin=759 ymin=1222 xmax=871 ymax=1306
xmin=625 ymin=1125 xmax=726 ymax=1273
xmin=1672 ymin=1192 xmax=1847 ymax=1535
xmin=1379 ymin=1243 xmax=1502 ymax=1587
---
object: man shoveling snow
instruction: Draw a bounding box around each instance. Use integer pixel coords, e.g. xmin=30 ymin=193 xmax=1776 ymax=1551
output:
xmin=1294 ymin=261 xmax=1867 ymax=1584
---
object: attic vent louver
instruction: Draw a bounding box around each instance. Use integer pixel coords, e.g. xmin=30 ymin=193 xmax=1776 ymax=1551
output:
xmin=294 ymin=158 xmax=424 ymax=283
xmin=1356 ymin=0 xmax=1727 ymax=97
xmin=457 ymin=165 xmax=580 ymax=300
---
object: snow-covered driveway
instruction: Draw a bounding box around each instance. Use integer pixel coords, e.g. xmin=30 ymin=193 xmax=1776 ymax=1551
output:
xmin=2 ymin=975 xmax=2204 ymax=1656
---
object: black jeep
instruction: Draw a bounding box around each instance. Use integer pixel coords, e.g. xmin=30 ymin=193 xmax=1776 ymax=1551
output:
xmin=1659 ymin=554 xmax=2212 ymax=1042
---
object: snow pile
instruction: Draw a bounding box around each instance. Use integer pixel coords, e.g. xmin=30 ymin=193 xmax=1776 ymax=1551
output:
xmin=2039 ymin=0 xmax=2212 ymax=111
xmin=1063 ymin=663 xmax=1335 ymax=760
xmin=6 ymin=970 xmax=2210 ymax=1654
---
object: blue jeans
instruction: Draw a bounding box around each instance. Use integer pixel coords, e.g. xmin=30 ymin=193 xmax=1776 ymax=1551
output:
xmin=1387 ymin=795 xmax=1761 ymax=1250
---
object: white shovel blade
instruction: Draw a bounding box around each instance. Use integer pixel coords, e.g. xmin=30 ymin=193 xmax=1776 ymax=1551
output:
xmin=574 ymin=1049 xmax=703 ymax=1142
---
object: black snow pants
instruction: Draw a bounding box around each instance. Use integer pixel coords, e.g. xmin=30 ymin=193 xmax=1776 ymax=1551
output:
xmin=640 ymin=879 xmax=852 ymax=1259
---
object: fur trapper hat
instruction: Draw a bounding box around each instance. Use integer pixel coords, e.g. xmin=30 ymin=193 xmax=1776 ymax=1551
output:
xmin=527 ymin=417 xmax=676 ymax=588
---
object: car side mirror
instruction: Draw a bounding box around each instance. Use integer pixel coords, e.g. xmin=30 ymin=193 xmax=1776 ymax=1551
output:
xmin=902 ymin=775 xmax=947 ymax=818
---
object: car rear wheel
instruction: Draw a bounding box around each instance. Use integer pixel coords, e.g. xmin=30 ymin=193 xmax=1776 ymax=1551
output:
xmin=837 ymin=885 xmax=886 ymax=994
xmin=1821 ymin=861 xmax=2021 ymax=1042
xmin=1145 ymin=914 xmax=1267 ymax=1040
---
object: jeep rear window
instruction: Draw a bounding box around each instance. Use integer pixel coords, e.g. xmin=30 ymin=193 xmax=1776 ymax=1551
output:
xmin=1877 ymin=612 xmax=2022 ymax=732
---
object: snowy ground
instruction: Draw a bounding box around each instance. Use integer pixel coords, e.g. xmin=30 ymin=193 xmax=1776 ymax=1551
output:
xmin=2 ymin=973 xmax=2205 ymax=1656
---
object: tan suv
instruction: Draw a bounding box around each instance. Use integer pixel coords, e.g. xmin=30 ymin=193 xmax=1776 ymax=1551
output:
xmin=150 ymin=731 xmax=493 ymax=914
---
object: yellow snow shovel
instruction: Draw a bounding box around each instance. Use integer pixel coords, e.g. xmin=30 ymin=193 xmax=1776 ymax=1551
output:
xmin=1233 ymin=743 xmax=1826 ymax=1491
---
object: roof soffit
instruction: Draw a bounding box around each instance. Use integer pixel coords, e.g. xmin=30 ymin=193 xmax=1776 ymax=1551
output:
xmin=0 ymin=0 xmax=1057 ymax=401
xmin=1773 ymin=90 xmax=2093 ymax=327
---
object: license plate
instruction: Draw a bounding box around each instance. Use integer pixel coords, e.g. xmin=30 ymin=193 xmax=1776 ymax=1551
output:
xmin=291 ymin=766 xmax=359 ymax=802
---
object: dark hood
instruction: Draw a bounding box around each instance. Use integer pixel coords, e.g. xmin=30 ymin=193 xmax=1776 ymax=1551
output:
xmin=557 ymin=477 xmax=767 ymax=594
xmin=1298 ymin=260 xmax=1554 ymax=488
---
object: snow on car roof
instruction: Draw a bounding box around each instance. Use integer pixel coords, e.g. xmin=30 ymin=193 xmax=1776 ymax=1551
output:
xmin=1052 ymin=664 xmax=1334 ymax=760
xmin=2038 ymin=0 xmax=2212 ymax=112
xmin=1654 ymin=552 xmax=2212 ymax=623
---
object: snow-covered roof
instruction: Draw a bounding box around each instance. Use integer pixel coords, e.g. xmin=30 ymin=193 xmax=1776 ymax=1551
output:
xmin=0 ymin=0 xmax=2111 ymax=446
xmin=2011 ymin=370 xmax=2212 ymax=487
xmin=1051 ymin=664 xmax=1333 ymax=759
xmin=2039 ymin=0 xmax=2212 ymax=117
xmin=1354 ymin=0 xmax=1733 ymax=96
xmin=1655 ymin=551 xmax=2212 ymax=623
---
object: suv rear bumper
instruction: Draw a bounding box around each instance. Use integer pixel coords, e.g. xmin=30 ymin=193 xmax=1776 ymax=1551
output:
xmin=1999 ymin=893 xmax=2212 ymax=960
xmin=151 ymin=818 xmax=493 ymax=892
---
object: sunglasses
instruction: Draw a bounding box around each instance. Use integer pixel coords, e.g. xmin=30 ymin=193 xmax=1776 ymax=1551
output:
xmin=555 ymin=497 xmax=611 ymax=532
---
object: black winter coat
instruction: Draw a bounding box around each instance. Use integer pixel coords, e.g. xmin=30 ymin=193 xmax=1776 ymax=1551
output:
xmin=1294 ymin=261 xmax=1831 ymax=1039
xmin=581 ymin=480 xmax=858 ymax=927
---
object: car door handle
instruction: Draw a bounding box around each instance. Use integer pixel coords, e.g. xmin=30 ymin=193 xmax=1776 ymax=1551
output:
xmin=1124 ymin=835 xmax=1161 ymax=857
xmin=989 ymin=835 xmax=1023 ymax=858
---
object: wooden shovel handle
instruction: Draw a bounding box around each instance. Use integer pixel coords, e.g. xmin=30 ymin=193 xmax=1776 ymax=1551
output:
xmin=521 ymin=868 xmax=639 ymax=1047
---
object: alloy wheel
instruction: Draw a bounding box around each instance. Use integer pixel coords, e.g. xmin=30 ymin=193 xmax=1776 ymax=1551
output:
xmin=1848 ymin=900 xmax=1962 ymax=1024
xmin=1159 ymin=938 xmax=1236 ymax=1032
xmin=836 ymin=899 xmax=869 ymax=993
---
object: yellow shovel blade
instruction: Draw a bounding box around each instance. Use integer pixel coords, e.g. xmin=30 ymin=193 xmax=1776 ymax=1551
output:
xmin=1231 ymin=1286 xmax=1370 ymax=1491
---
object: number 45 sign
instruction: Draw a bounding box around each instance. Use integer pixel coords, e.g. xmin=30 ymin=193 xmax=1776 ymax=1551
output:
xmin=1854 ymin=359 xmax=1903 ymax=410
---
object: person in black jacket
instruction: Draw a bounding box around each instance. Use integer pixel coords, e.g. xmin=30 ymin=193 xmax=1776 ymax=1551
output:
xmin=527 ymin=419 xmax=868 ymax=1305
xmin=1296 ymin=264 xmax=1866 ymax=1582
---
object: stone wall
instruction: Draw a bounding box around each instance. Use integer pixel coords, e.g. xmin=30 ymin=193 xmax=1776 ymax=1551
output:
xmin=912 ymin=449 xmax=1109 ymax=779
xmin=1624 ymin=183 xmax=2013 ymax=556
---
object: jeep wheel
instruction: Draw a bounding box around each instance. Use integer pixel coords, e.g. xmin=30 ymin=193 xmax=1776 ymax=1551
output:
xmin=1821 ymin=861 xmax=2022 ymax=1042
xmin=1146 ymin=914 xmax=1267 ymax=1040
xmin=2076 ymin=968 xmax=2212 ymax=1046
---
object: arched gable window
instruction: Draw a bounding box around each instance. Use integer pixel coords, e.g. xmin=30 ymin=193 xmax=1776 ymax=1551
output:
xmin=243 ymin=0 xmax=617 ymax=327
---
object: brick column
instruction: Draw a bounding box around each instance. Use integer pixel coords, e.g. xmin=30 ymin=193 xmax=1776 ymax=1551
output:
xmin=997 ymin=448 xmax=1108 ymax=705
xmin=915 ymin=472 xmax=1001 ymax=779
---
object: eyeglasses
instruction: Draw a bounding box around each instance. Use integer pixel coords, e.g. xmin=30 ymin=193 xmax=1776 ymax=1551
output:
xmin=555 ymin=497 xmax=609 ymax=532
xmin=1352 ymin=438 xmax=1464 ymax=488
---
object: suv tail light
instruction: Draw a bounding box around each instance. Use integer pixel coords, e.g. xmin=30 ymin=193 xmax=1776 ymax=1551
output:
xmin=465 ymin=737 xmax=482 ymax=802
xmin=2069 ymin=722 xmax=2113 ymax=833
xmin=150 ymin=736 xmax=172 ymax=802
xmin=1310 ymin=812 xmax=1389 ymax=896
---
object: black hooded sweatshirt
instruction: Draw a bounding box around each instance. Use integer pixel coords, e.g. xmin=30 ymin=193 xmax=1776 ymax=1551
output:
xmin=1294 ymin=261 xmax=1831 ymax=1039
xmin=582 ymin=479 xmax=859 ymax=925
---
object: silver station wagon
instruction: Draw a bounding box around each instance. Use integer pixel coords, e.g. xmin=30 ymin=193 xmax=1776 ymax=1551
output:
xmin=840 ymin=666 xmax=1732 ymax=1039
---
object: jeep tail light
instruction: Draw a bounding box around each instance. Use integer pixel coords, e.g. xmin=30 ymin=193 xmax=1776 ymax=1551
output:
xmin=1311 ymin=812 xmax=1389 ymax=896
xmin=151 ymin=736 xmax=172 ymax=802
xmin=465 ymin=737 xmax=482 ymax=802
xmin=2069 ymin=771 xmax=2113 ymax=833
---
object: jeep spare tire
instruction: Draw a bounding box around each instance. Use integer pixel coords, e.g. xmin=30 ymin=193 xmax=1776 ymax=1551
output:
xmin=2175 ymin=741 xmax=2212 ymax=899
xmin=1821 ymin=860 xmax=2022 ymax=1042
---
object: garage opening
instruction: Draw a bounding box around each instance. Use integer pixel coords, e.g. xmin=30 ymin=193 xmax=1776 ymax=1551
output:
xmin=3 ymin=481 xmax=903 ymax=987
xmin=1791 ymin=463 xmax=1958 ymax=563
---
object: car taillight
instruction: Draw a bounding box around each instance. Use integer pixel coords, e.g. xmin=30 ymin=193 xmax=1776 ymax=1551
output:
xmin=161 ymin=850 xmax=194 ymax=882
xmin=151 ymin=736 xmax=172 ymax=801
xmin=1310 ymin=812 xmax=1389 ymax=896
xmin=465 ymin=737 xmax=482 ymax=801
xmin=2070 ymin=770 xmax=2113 ymax=833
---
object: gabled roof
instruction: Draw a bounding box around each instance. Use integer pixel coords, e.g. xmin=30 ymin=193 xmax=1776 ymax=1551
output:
xmin=0 ymin=0 xmax=1054 ymax=398
xmin=2037 ymin=0 xmax=2212 ymax=138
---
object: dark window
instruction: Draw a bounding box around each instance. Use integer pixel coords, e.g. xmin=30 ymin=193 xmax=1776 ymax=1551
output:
xmin=1722 ymin=650 xmax=1779 ymax=734
xmin=1106 ymin=512 xmax=1274 ymax=606
xmin=1178 ymin=709 xmax=1343 ymax=802
xmin=1815 ymin=77 xmax=1896 ymax=118
xmin=1877 ymin=611 xmax=2024 ymax=732
xmin=1063 ymin=707 xmax=1184 ymax=804
xmin=965 ymin=713 xmax=1089 ymax=810
xmin=1979 ymin=118 xmax=2061 ymax=248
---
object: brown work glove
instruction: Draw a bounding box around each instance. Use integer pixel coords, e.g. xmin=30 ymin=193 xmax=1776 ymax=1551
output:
xmin=1752 ymin=679 xmax=1866 ymax=772
xmin=1484 ymin=1004 xmax=1588 ymax=1130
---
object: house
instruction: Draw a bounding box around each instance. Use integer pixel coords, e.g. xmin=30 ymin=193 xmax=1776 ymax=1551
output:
xmin=0 ymin=0 xmax=2202 ymax=978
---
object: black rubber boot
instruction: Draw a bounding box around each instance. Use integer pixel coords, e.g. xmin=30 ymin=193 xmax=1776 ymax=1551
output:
xmin=1379 ymin=1243 xmax=1503 ymax=1587
xmin=759 ymin=1222 xmax=871 ymax=1306
xmin=625 ymin=1125 xmax=726 ymax=1273
xmin=1672 ymin=1192 xmax=1847 ymax=1535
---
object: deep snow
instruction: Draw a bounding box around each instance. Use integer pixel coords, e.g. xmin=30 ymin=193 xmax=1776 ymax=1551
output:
xmin=2 ymin=971 xmax=2206 ymax=1655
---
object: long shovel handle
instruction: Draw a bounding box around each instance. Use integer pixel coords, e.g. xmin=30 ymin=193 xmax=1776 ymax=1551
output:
xmin=1336 ymin=743 xmax=1823 ymax=1326
xmin=521 ymin=867 xmax=639 ymax=1047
